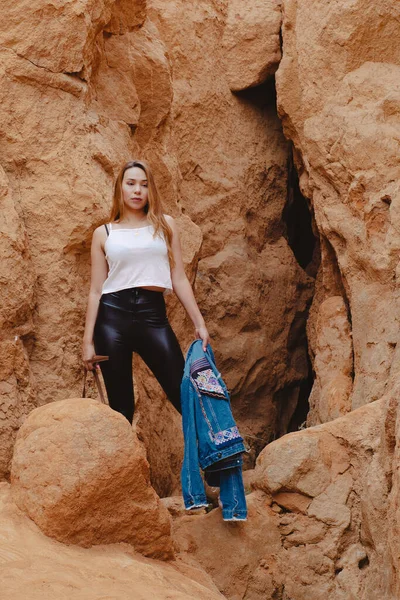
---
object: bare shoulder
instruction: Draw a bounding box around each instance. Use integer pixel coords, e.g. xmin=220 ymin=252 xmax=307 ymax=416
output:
xmin=164 ymin=214 xmax=177 ymax=230
xmin=92 ymin=224 xmax=108 ymax=247
xmin=93 ymin=224 xmax=108 ymax=237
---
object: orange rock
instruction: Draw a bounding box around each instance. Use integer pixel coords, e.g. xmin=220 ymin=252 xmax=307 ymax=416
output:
xmin=308 ymin=296 xmax=353 ymax=425
xmin=222 ymin=0 xmax=282 ymax=91
xmin=0 ymin=166 xmax=36 ymax=479
xmin=253 ymin=429 xmax=349 ymax=497
xmin=0 ymin=482 xmax=224 ymax=600
xmin=173 ymin=490 xmax=283 ymax=599
xmin=277 ymin=0 xmax=400 ymax=415
xmin=0 ymin=0 xmax=115 ymax=74
xmin=0 ymin=0 xmax=314 ymax=490
xmin=272 ymin=491 xmax=312 ymax=514
xmin=11 ymin=398 xmax=174 ymax=559
xmin=174 ymin=398 xmax=391 ymax=599
xmin=149 ymin=0 xmax=314 ymax=467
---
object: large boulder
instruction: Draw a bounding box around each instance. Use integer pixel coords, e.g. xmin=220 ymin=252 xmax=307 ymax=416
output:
xmin=251 ymin=398 xmax=390 ymax=599
xmin=10 ymin=398 xmax=174 ymax=559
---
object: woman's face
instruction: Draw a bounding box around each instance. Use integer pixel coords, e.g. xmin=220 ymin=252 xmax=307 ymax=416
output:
xmin=121 ymin=166 xmax=149 ymax=212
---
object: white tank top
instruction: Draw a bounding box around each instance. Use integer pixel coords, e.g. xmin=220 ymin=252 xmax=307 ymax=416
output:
xmin=101 ymin=223 xmax=173 ymax=294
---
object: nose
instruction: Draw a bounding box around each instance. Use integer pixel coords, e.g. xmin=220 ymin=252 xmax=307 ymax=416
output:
xmin=134 ymin=182 xmax=141 ymax=193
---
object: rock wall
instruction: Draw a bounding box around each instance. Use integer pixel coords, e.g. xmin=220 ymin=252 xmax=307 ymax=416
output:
xmin=0 ymin=0 xmax=312 ymax=489
xmin=0 ymin=167 xmax=36 ymax=478
xmin=149 ymin=0 xmax=314 ymax=469
xmin=266 ymin=0 xmax=400 ymax=595
xmin=276 ymin=0 xmax=400 ymax=423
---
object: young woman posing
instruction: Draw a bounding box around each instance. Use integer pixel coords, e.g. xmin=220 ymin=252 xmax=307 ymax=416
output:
xmin=82 ymin=159 xmax=210 ymax=423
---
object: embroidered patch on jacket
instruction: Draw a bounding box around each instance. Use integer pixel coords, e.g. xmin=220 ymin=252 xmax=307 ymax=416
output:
xmin=190 ymin=358 xmax=227 ymax=399
xmin=210 ymin=426 xmax=242 ymax=446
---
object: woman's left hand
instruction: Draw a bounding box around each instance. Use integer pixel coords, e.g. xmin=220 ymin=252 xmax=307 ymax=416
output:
xmin=195 ymin=325 xmax=211 ymax=352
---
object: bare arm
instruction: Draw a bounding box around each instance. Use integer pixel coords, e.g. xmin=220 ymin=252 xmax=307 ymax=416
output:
xmin=167 ymin=216 xmax=210 ymax=351
xmin=82 ymin=226 xmax=108 ymax=368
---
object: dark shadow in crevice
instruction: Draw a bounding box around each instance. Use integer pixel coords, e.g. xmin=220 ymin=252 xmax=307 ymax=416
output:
xmin=359 ymin=555 xmax=370 ymax=570
xmin=280 ymin=147 xmax=320 ymax=433
xmin=64 ymin=70 xmax=87 ymax=82
xmin=234 ymin=81 xmax=318 ymax=442
xmin=287 ymin=353 xmax=314 ymax=432
xmin=233 ymin=77 xmax=278 ymax=110
xmin=283 ymin=150 xmax=316 ymax=271
xmin=274 ymin=304 xmax=314 ymax=437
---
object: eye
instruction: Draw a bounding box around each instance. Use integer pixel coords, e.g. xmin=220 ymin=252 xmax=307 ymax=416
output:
xmin=142 ymin=183 xmax=148 ymax=187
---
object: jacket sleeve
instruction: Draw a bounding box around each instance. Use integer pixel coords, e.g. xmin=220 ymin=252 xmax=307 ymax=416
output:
xmin=180 ymin=374 xmax=208 ymax=509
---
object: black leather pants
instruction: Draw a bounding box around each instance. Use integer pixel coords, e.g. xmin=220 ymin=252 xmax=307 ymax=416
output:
xmin=93 ymin=287 xmax=184 ymax=424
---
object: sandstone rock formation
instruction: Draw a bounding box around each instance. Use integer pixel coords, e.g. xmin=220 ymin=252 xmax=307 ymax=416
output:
xmin=276 ymin=0 xmax=400 ymax=418
xmin=174 ymin=398 xmax=391 ymax=599
xmin=11 ymin=398 xmax=173 ymax=559
xmin=0 ymin=167 xmax=36 ymax=478
xmin=0 ymin=0 xmax=313 ymax=492
xmin=307 ymin=296 xmax=353 ymax=425
xmin=150 ymin=0 xmax=314 ymax=468
xmin=3 ymin=386 xmax=399 ymax=599
xmin=222 ymin=0 xmax=282 ymax=91
xmin=2 ymin=0 xmax=400 ymax=597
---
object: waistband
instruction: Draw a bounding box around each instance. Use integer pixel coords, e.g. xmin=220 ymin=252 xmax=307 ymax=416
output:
xmin=101 ymin=287 xmax=165 ymax=307
xmin=205 ymin=453 xmax=243 ymax=472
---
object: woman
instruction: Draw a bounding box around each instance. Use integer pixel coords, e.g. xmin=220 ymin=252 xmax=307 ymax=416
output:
xmin=82 ymin=159 xmax=210 ymax=424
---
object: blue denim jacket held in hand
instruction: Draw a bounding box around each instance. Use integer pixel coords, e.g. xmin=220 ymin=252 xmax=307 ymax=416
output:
xmin=180 ymin=340 xmax=246 ymax=510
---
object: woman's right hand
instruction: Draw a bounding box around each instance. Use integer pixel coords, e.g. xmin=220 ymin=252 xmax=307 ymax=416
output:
xmin=82 ymin=341 xmax=97 ymax=371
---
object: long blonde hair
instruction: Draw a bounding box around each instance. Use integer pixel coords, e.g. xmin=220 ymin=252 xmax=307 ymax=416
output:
xmin=110 ymin=159 xmax=174 ymax=268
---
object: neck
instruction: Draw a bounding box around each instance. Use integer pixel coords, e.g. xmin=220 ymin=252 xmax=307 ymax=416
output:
xmin=120 ymin=212 xmax=148 ymax=226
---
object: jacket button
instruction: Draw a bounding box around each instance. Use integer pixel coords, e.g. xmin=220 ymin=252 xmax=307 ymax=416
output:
xmin=217 ymin=452 xmax=222 ymax=458
xmin=188 ymin=499 xmax=193 ymax=505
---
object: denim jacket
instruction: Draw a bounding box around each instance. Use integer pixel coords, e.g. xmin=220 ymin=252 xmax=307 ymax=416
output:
xmin=180 ymin=340 xmax=246 ymax=509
